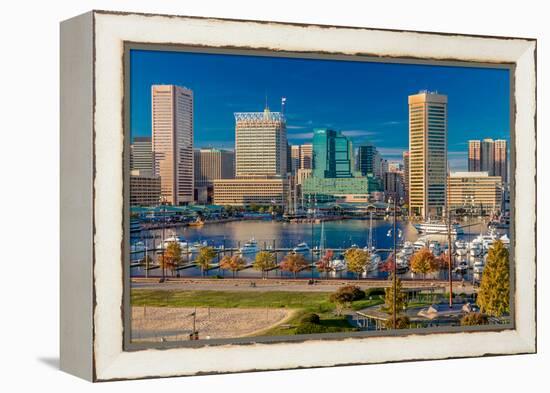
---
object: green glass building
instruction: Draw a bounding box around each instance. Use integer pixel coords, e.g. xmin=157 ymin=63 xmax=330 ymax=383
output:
xmin=303 ymin=129 xmax=382 ymax=202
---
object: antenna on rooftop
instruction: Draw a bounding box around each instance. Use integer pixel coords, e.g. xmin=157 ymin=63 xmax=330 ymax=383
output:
xmin=281 ymin=97 xmax=287 ymax=115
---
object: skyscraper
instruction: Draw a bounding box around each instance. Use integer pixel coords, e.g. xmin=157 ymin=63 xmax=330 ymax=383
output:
xmin=403 ymin=151 xmax=410 ymax=205
xmin=312 ymin=129 xmax=354 ymax=178
xmin=130 ymin=136 xmax=154 ymax=177
xmin=234 ymin=108 xmax=287 ymax=178
xmin=408 ymin=91 xmax=447 ymax=219
xmin=290 ymin=145 xmax=301 ymax=174
xmin=468 ymin=138 xmax=507 ymax=183
xmin=152 ymin=85 xmax=194 ymax=205
xmin=480 ymin=138 xmax=495 ymax=174
xmin=300 ymin=143 xmax=313 ymax=169
xmin=194 ymin=148 xmax=235 ymax=187
xmin=468 ymin=140 xmax=481 ymax=172
xmin=302 ymin=129 xmax=380 ymax=202
xmin=357 ymin=143 xmax=378 ymax=176
xmin=494 ymin=139 xmax=508 ymax=183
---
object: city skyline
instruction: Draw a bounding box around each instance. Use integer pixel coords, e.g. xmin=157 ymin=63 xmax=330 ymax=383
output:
xmin=130 ymin=49 xmax=510 ymax=171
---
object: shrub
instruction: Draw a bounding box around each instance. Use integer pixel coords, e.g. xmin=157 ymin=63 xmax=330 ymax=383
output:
xmin=299 ymin=313 xmax=321 ymax=324
xmin=330 ymin=285 xmax=366 ymax=303
xmin=460 ymin=312 xmax=489 ymax=326
xmin=365 ymin=288 xmax=385 ymax=297
xmin=295 ymin=322 xmax=330 ymax=334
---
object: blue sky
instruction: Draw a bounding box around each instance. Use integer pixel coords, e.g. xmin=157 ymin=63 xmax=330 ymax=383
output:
xmin=130 ymin=49 xmax=510 ymax=171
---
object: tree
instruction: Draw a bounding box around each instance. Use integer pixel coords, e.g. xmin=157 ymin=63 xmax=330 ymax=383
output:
xmin=345 ymin=248 xmax=369 ymax=278
xmin=280 ymin=253 xmax=308 ymax=278
xmin=410 ymin=247 xmax=438 ymax=279
xmin=329 ymin=285 xmax=366 ymax=316
xmin=195 ymin=246 xmax=217 ymax=276
xmin=477 ymin=240 xmax=510 ymax=317
xmin=316 ymin=250 xmax=334 ymax=279
xmin=219 ymin=255 xmax=246 ymax=278
xmin=460 ymin=312 xmax=489 ymax=326
xmin=158 ymin=241 xmax=182 ymax=276
xmin=382 ymin=273 xmax=408 ymax=329
xmin=253 ymin=251 xmax=277 ymax=278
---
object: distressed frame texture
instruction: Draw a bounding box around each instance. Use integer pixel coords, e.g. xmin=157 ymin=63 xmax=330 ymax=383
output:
xmin=60 ymin=10 xmax=536 ymax=382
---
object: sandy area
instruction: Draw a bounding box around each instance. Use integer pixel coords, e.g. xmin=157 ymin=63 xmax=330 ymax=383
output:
xmin=131 ymin=306 xmax=290 ymax=342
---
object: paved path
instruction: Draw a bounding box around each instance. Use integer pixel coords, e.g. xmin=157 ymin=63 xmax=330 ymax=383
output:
xmin=131 ymin=278 xmax=476 ymax=294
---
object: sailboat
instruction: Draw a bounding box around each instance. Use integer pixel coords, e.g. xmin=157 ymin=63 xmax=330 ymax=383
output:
xmin=363 ymin=212 xmax=381 ymax=271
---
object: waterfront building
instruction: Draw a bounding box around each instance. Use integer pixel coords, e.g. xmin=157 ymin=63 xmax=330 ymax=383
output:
xmin=194 ymin=148 xmax=235 ymax=187
xmin=296 ymin=168 xmax=312 ymax=185
xmin=447 ymin=171 xmax=502 ymax=214
xmin=408 ymin=91 xmax=448 ymax=219
xmin=300 ymin=143 xmax=313 ymax=169
xmin=213 ymin=178 xmax=289 ymax=206
xmin=194 ymin=148 xmax=234 ymax=203
xmin=130 ymin=169 xmax=161 ymax=206
xmin=130 ymin=136 xmax=153 ymax=177
xmin=234 ymin=108 xmax=287 ymax=178
xmin=468 ymin=140 xmax=481 ymax=172
xmin=152 ymin=84 xmax=194 ymax=205
xmin=302 ymin=129 xmax=381 ymax=202
xmin=403 ymin=151 xmax=410 ymax=205
xmin=494 ymin=139 xmax=508 ymax=183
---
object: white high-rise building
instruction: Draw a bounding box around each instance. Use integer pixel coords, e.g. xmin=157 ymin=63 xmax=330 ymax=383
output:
xmin=152 ymin=84 xmax=194 ymax=205
xmin=234 ymin=108 xmax=287 ymax=178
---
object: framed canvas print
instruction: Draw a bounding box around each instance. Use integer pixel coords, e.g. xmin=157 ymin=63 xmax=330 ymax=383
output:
xmin=60 ymin=10 xmax=537 ymax=381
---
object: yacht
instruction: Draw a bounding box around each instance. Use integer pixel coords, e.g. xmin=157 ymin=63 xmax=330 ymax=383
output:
xmin=413 ymin=238 xmax=427 ymax=251
xmin=367 ymin=252 xmax=382 ymax=272
xmin=329 ymin=254 xmax=347 ymax=271
xmin=159 ymin=235 xmax=189 ymax=251
xmin=500 ymin=234 xmax=510 ymax=248
xmin=414 ymin=221 xmax=464 ymax=235
xmin=455 ymin=239 xmax=468 ymax=256
xmin=473 ymin=260 xmax=485 ymax=274
xmin=429 ymin=241 xmax=442 ymax=256
xmin=469 ymin=239 xmax=484 ymax=257
xmin=293 ymin=242 xmax=310 ymax=254
xmin=239 ymin=238 xmax=260 ymax=254
xmin=401 ymin=241 xmax=414 ymax=256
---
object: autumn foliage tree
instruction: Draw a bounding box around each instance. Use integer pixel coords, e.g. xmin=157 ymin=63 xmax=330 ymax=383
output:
xmin=316 ymin=249 xmax=334 ymax=279
xmin=460 ymin=312 xmax=489 ymax=326
xmin=477 ymin=240 xmax=510 ymax=317
xmin=219 ymin=254 xmax=246 ymax=278
xmin=344 ymin=248 xmax=369 ymax=278
xmin=280 ymin=253 xmax=308 ymax=278
xmin=253 ymin=251 xmax=277 ymax=278
xmin=195 ymin=246 xmax=218 ymax=276
xmin=158 ymin=241 xmax=182 ymax=276
xmin=410 ymin=247 xmax=439 ymax=279
xmin=329 ymin=285 xmax=366 ymax=316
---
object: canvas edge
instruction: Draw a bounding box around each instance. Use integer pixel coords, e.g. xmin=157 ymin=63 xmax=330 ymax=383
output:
xmin=84 ymin=11 xmax=536 ymax=381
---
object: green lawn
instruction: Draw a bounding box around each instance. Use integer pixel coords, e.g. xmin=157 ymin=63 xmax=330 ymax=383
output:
xmin=131 ymin=289 xmax=384 ymax=336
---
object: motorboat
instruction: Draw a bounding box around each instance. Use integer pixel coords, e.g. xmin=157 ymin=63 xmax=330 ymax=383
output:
xmin=239 ymin=238 xmax=260 ymax=254
xmin=401 ymin=241 xmax=414 ymax=256
xmin=413 ymin=221 xmax=464 ymax=235
xmin=469 ymin=239 xmax=484 ymax=257
xmin=473 ymin=260 xmax=485 ymax=274
xmin=368 ymin=252 xmax=382 ymax=272
xmin=293 ymin=242 xmax=310 ymax=254
xmin=413 ymin=238 xmax=427 ymax=251
xmin=429 ymin=241 xmax=442 ymax=256
xmin=500 ymin=234 xmax=510 ymax=248
xmin=159 ymin=235 xmax=189 ymax=251
xmin=454 ymin=239 xmax=468 ymax=256
xmin=329 ymin=255 xmax=347 ymax=271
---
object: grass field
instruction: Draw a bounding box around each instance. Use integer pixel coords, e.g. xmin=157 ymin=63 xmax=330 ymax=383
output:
xmin=131 ymin=289 xmax=385 ymax=336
